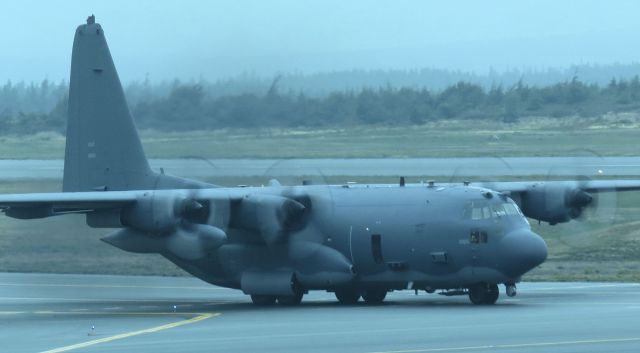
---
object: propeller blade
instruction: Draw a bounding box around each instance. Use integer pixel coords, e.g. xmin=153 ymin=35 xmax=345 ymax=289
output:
xmin=565 ymin=188 xmax=593 ymax=209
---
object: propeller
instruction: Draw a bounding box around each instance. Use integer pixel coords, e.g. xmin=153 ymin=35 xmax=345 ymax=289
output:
xmin=260 ymin=159 xmax=345 ymax=265
xmin=541 ymin=151 xmax=618 ymax=249
xmin=178 ymin=157 xmax=232 ymax=233
xmin=103 ymin=190 xmax=228 ymax=260
xmin=232 ymin=193 xmax=306 ymax=245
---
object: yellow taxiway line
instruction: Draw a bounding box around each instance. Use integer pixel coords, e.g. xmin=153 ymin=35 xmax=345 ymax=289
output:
xmin=38 ymin=312 xmax=220 ymax=353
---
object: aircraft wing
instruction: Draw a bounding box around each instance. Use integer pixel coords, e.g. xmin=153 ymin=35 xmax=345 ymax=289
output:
xmin=0 ymin=191 xmax=141 ymax=218
xmin=476 ymin=179 xmax=640 ymax=224
xmin=478 ymin=179 xmax=640 ymax=194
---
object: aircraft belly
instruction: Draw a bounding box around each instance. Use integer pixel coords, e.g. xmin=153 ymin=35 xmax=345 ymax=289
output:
xmin=162 ymin=253 xmax=237 ymax=289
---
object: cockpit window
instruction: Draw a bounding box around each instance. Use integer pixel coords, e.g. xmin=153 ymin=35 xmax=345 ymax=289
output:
xmin=502 ymin=202 xmax=522 ymax=216
xmin=470 ymin=207 xmax=483 ymax=220
xmin=465 ymin=201 xmax=491 ymax=220
xmin=482 ymin=207 xmax=492 ymax=219
xmin=464 ymin=200 xmax=523 ymax=220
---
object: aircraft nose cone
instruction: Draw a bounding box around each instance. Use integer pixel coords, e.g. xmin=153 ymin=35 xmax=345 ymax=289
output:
xmin=499 ymin=229 xmax=548 ymax=278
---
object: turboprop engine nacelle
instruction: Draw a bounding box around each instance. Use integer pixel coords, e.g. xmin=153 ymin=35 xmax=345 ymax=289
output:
xmin=519 ymin=184 xmax=593 ymax=224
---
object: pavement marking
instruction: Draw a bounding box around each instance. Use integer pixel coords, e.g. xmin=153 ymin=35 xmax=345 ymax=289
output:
xmin=103 ymin=307 xmax=122 ymax=310
xmin=525 ymin=301 xmax=640 ymax=306
xmin=0 ymin=296 xmax=226 ymax=303
xmin=38 ymin=312 xmax=219 ymax=353
xmin=33 ymin=311 xmax=214 ymax=316
xmin=1 ymin=310 xmax=215 ymax=316
xmin=0 ymin=282 xmax=226 ymax=290
xmin=527 ymin=283 xmax=640 ymax=291
xmin=368 ymin=337 xmax=640 ymax=353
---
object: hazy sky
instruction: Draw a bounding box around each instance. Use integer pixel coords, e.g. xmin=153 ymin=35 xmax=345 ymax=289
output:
xmin=2 ymin=0 xmax=640 ymax=83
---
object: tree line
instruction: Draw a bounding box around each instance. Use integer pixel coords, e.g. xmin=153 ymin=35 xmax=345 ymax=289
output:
xmin=1 ymin=77 xmax=640 ymax=134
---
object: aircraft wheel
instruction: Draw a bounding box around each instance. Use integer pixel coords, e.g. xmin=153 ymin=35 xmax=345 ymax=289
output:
xmin=485 ymin=284 xmax=499 ymax=304
xmin=468 ymin=283 xmax=499 ymax=305
xmin=251 ymin=295 xmax=277 ymax=306
xmin=277 ymin=291 xmax=304 ymax=306
xmin=362 ymin=289 xmax=387 ymax=304
xmin=335 ymin=288 xmax=361 ymax=304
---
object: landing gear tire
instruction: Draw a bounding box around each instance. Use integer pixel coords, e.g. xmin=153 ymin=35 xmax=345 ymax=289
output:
xmin=335 ymin=288 xmax=361 ymax=304
xmin=362 ymin=289 xmax=387 ymax=304
xmin=468 ymin=283 xmax=499 ymax=305
xmin=277 ymin=291 xmax=304 ymax=306
xmin=251 ymin=295 xmax=277 ymax=306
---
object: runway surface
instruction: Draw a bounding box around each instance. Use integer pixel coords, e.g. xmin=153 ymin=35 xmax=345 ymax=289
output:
xmin=1 ymin=273 xmax=639 ymax=353
xmin=2 ymin=156 xmax=640 ymax=180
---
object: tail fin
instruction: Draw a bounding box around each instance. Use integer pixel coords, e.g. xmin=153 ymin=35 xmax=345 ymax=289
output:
xmin=63 ymin=17 xmax=154 ymax=192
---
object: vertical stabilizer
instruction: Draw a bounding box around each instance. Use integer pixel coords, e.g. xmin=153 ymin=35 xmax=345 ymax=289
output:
xmin=63 ymin=16 xmax=154 ymax=192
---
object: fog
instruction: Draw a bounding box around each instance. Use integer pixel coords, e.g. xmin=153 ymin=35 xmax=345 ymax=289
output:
xmin=1 ymin=0 xmax=640 ymax=83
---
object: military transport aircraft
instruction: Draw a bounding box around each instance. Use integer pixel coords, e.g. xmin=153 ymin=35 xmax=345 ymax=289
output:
xmin=2 ymin=16 xmax=640 ymax=306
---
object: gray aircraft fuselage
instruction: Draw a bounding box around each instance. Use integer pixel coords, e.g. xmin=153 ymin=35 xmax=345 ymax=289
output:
xmin=135 ymin=184 xmax=546 ymax=296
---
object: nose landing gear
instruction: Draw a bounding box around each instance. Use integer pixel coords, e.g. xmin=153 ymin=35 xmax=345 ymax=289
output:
xmin=505 ymin=283 xmax=517 ymax=297
xmin=468 ymin=283 xmax=499 ymax=305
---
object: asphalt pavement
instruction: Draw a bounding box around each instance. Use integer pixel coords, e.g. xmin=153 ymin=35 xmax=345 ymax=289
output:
xmin=3 ymin=157 xmax=640 ymax=180
xmin=1 ymin=273 xmax=639 ymax=353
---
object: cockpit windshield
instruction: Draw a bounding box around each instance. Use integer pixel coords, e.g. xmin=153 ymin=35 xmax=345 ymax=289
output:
xmin=463 ymin=200 xmax=523 ymax=220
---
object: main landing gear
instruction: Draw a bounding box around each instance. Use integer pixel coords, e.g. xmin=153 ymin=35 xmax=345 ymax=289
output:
xmin=362 ymin=289 xmax=387 ymax=304
xmin=251 ymin=289 xmax=304 ymax=306
xmin=334 ymin=288 xmax=388 ymax=305
xmin=250 ymin=294 xmax=277 ymax=306
xmin=335 ymin=288 xmax=361 ymax=304
xmin=467 ymin=283 xmax=499 ymax=305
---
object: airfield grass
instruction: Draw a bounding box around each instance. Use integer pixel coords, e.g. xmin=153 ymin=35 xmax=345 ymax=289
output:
xmin=1 ymin=177 xmax=640 ymax=282
xmin=2 ymin=114 xmax=640 ymax=159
